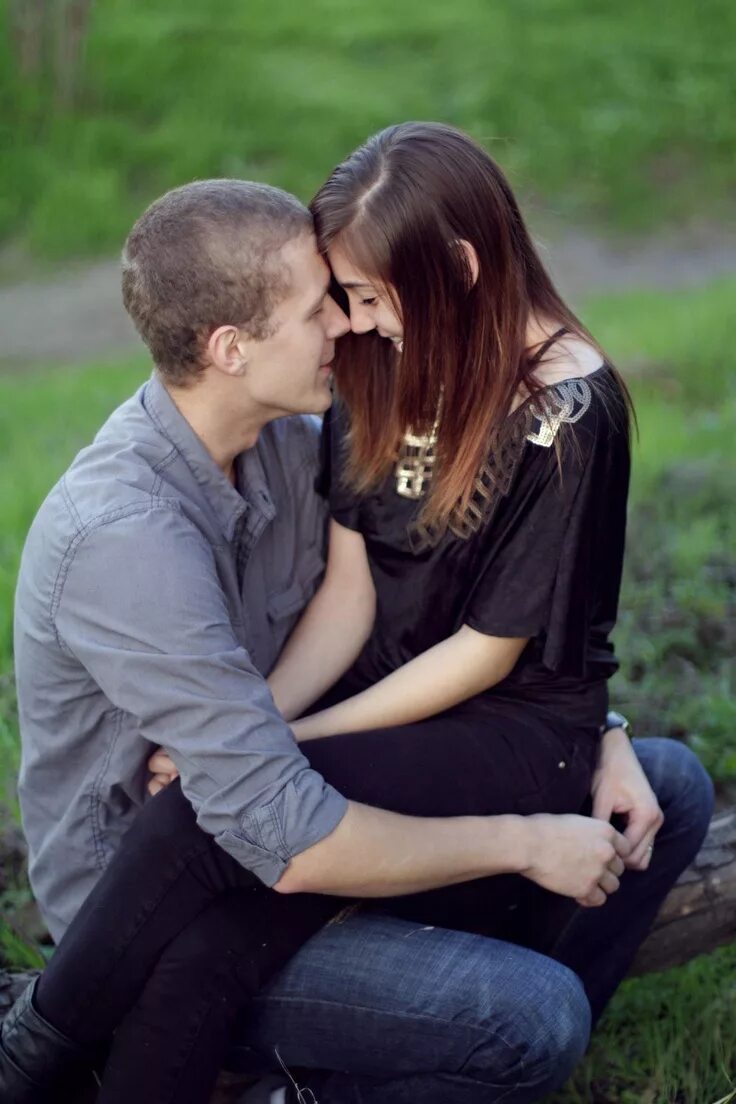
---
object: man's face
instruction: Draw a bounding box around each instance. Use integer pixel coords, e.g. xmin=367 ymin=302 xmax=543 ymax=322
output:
xmin=239 ymin=233 xmax=350 ymax=417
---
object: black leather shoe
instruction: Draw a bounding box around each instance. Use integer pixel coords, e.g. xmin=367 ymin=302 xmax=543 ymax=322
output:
xmin=0 ymin=977 xmax=96 ymax=1102
xmin=0 ymin=969 xmax=41 ymax=1020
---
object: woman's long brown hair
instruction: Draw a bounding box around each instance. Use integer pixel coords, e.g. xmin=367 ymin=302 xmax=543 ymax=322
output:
xmin=311 ymin=122 xmax=630 ymax=530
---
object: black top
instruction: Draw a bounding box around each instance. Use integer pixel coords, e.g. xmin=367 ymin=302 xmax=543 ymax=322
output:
xmin=320 ymin=360 xmax=631 ymax=729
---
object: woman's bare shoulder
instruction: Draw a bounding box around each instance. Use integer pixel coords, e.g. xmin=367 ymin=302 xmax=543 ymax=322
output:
xmin=532 ymin=334 xmax=604 ymax=387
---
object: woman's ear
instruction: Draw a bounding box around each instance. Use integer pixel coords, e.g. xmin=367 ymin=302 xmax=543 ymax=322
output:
xmin=457 ymin=239 xmax=480 ymax=287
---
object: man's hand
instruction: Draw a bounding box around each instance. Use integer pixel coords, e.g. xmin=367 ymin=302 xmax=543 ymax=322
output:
xmin=522 ymin=813 xmax=631 ymax=907
xmin=591 ymin=728 xmax=663 ymax=871
xmin=147 ymin=749 xmax=178 ymax=796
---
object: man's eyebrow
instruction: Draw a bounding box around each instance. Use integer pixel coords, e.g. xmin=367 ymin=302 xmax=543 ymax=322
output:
xmin=307 ymin=279 xmax=331 ymax=314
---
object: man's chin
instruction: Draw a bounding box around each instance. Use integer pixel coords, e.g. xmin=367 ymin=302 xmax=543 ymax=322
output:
xmin=311 ymin=384 xmax=334 ymax=414
xmin=282 ymin=387 xmax=333 ymax=419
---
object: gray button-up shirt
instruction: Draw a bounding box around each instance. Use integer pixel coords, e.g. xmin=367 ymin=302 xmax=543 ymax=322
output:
xmin=14 ymin=374 xmax=348 ymax=942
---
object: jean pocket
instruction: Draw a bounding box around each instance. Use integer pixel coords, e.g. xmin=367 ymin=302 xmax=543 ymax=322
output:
xmin=514 ymin=736 xmax=594 ymax=817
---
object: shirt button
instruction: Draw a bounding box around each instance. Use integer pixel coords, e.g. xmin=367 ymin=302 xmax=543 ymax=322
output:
xmin=558 ymin=760 xmax=566 ymax=769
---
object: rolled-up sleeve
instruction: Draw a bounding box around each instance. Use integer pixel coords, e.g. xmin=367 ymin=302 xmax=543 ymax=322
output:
xmin=53 ymin=504 xmax=348 ymax=885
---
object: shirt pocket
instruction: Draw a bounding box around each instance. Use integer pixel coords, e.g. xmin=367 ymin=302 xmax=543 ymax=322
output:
xmin=266 ymin=553 xmax=325 ymax=625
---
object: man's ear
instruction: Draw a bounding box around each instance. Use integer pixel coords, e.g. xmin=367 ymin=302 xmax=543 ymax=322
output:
xmin=457 ymin=239 xmax=480 ymax=287
xmin=206 ymin=325 xmax=248 ymax=377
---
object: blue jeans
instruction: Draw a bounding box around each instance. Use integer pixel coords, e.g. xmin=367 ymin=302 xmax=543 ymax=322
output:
xmin=230 ymin=738 xmax=714 ymax=1103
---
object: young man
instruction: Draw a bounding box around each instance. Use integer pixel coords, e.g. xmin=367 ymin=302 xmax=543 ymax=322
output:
xmin=6 ymin=180 xmax=712 ymax=1103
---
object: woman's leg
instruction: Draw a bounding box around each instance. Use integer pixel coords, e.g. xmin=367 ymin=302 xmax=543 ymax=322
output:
xmin=36 ymin=708 xmax=580 ymax=1037
xmin=98 ymin=892 xmax=280 ymax=1104
xmin=1 ymin=782 xmax=335 ymax=1102
xmin=35 ymin=783 xmax=336 ymax=1049
xmin=301 ymin=707 xmax=596 ymax=935
xmin=6 ymin=710 xmax=594 ymax=1101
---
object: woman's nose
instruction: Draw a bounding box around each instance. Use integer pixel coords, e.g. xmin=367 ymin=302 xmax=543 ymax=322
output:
xmin=350 ymin=305 xmax=376 ymax=335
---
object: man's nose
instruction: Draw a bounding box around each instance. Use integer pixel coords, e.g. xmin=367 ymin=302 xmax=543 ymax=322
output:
xmin=324 ymin=296 xmax=351 ymax=339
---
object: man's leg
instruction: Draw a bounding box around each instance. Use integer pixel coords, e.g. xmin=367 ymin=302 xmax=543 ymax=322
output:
xmin=231 ymin=912 xmax=591 ymax=1104
xmin=540 ymin=737 xmax=714 ymax=1024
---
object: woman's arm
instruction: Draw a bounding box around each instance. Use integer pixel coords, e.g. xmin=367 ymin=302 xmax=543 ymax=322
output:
xmin=267 ymin=519 xmax=376 ymax=721
xmin=291 ymin=624 xmax=527 ymax=740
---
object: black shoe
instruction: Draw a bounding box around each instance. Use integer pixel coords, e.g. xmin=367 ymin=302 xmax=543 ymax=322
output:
xmin=0 ymin=977 xmax=97 ymax=1102
xmin=0 ymin=969 xmax=41 ymax=1020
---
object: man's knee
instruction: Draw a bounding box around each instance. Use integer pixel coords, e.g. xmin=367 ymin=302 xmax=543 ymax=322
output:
xmin=634 ymin=737 xmax=714 ymax=843
xmin=465 ymin=955 xmax=590 ymax=1097
xmin=233 ymin=916 xmax=591 ymax=1095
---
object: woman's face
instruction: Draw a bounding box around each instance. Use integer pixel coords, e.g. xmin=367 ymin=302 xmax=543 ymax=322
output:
xmin=328 ymin=243 xmax=403 ymax=348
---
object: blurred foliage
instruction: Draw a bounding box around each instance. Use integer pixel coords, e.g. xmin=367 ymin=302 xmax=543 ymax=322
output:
xmin=585 ymin=280 xmax=736 ymax=801
xmin=2 ymin=0 xmax=735 ymax=259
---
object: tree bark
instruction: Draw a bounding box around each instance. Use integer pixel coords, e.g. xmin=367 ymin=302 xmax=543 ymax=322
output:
xmin=8 ymin=0 xmax=51 ymax=78
xmin=7 ymin=0 xmax=94 ymax=107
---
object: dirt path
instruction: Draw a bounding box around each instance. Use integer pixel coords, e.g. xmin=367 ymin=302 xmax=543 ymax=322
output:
xmin=1 ymin=225 xmax=735 ymax=369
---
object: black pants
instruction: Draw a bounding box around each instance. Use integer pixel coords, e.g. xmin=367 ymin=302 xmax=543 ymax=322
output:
xmin=36 ymin=705 xmax=597 ymax=1103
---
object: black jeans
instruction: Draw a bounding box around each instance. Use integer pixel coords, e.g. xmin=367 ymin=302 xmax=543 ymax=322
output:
xmin=37 ymin=782 xmax=339 ymax=1102
xmin=35 ymin=705 xmax=596 ymax=1103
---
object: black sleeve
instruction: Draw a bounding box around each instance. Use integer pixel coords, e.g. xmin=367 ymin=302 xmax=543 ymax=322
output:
xmin=317 ymin=401 xmax=363 ymax=532
xmin=464 ymin=378 xmax=630 ymax=676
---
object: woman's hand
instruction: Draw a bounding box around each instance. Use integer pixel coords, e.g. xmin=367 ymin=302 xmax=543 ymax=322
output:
xmin=147 ymin=749 xmax=179 ymax=796
xmin=591 ymin=729 xmax=664 ymax=871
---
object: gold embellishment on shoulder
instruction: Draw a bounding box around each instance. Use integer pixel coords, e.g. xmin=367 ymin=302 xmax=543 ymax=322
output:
xmin=403 ymin=376 xmax=595 ymax=553
xmin=407 ymin=413 xmax=530 ymax=553
xmin=525 ymin=378 xmax=592 ymax=448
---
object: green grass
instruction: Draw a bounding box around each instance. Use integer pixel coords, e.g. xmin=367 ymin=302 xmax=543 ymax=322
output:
xmin=0 ymin=279 xmax=735 ymax=1100
xmin=550 ymin=942 xmax=736 ymax=1104
xmin=2 ymin=0 xmax=735 ymax=260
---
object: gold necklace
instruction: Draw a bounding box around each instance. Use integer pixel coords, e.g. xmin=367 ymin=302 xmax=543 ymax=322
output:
xmin=395 ymin=405 xmax=441 ymax=500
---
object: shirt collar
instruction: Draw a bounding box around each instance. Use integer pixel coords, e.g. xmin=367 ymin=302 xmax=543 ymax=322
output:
xmin=142 ymin=373 xmax=274 ymax=542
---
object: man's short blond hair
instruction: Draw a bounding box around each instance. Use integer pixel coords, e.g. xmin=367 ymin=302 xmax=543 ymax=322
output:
xmin=122 ymin=180 xmax=311 ymax=385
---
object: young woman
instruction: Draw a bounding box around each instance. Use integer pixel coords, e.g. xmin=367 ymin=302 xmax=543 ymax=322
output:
xmin=0 ymin=124 xmax=711 ymax=1104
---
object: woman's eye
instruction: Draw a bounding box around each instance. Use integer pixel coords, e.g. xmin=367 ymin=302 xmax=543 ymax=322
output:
xmin=361 ymin=297 xmax=377 ymax=306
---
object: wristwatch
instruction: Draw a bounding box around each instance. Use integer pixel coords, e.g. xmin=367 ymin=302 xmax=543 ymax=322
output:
xmin=600 ymin=710 xmax=633 ymax=738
